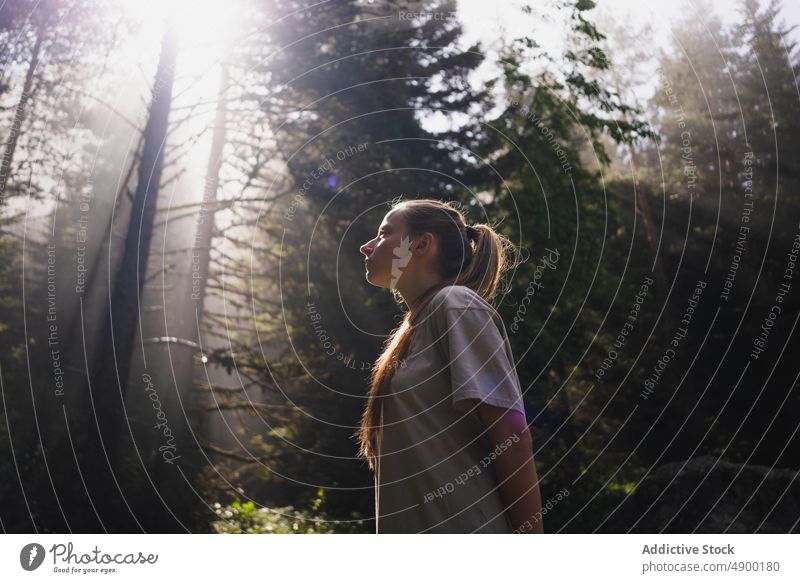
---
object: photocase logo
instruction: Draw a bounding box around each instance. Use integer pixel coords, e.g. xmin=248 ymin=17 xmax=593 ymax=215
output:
xmin=20 ymin=543 xmax=46 ymax=571
xmin=390 ymin=234 xmax=413 ymax=288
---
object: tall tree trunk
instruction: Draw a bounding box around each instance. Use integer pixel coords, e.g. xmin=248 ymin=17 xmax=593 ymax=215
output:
xmin=628 ymin=143 xmax=669 ymax=291
xmin=0 ymin=20 xmax=44 ymax=203
xmin=146 ymin=62 xmax=229 ymax=525
xmin=190 ymin=62 xmax=227 ymax=320
xmin=81 ymin=22 xmax=178 ymax=529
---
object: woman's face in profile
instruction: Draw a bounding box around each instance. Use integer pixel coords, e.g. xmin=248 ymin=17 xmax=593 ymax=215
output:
xmin=360 ymin=208 xmax=413 ymax=289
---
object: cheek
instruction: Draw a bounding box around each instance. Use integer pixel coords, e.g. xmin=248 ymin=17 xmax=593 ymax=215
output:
xmin=377 ymin=240 xmax=392 ymax=255
xmin=373 ymin=244 xmax=393 ymax=266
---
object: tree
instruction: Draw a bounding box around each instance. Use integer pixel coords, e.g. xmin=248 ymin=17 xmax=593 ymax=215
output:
xmin=80 ymin=19 xmax=179 ymax=531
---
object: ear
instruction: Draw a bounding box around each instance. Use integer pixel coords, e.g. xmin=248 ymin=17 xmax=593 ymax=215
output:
xmin=414 ymin=232 xmax=436 ymax=257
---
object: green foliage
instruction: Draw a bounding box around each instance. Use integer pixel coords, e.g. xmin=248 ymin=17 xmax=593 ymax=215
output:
xmin=211 ymin=489 xmax=370 ymax=534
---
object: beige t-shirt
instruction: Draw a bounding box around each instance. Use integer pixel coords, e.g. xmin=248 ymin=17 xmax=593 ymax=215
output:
xmin=375 ymin=284 xmax=527 ymax=533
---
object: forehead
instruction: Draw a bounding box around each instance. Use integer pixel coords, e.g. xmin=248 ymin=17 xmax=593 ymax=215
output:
xmin=379 ymin=208 xmax=405 ymax=230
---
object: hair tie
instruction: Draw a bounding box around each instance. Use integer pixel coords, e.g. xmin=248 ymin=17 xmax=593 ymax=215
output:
xmin=465 ymin=225 xmax=479 ymax=241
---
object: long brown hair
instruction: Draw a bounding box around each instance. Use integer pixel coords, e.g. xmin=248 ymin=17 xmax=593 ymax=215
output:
xmin=356 ymin=198 xmax=522 ymax=471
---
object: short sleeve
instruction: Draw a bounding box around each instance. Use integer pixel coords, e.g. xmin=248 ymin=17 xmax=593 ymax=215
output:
xmin=431 ymin=294 xmax=526 ymax=416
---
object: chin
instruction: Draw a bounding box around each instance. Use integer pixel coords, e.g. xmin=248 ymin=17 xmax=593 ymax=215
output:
xmin=366 ymin=271 xmax=390 ymax=289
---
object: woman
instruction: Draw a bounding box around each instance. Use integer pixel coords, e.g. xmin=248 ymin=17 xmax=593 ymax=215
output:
xmin=357 ymin=198 xmax=544 ymax=534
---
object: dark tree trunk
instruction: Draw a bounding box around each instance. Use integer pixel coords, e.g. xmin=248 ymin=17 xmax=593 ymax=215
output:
xmin=80 ymin=23 xmax=178 ymax=530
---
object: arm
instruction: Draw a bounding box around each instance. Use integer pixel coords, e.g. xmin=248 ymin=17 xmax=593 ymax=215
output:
xmin=475 ymin=401 xmax=544 ymax=533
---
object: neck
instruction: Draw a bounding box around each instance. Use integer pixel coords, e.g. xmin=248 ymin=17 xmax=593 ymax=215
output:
xmin=398 ymin=272 xmax=445 ymax=313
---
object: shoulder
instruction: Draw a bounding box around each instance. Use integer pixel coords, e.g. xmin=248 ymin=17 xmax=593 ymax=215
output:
xmin=427 ymin=286 xmax=511 ymax=345
xmin=430 ymin=285 xmax=495 ymax=313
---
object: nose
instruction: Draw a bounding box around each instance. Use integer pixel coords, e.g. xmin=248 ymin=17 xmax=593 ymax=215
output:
xmin=360 ymin=240 xmax=374 ymax=258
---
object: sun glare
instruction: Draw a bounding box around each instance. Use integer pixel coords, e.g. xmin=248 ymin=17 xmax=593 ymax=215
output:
xmin=115 ymin=0 xmax=243 ymax=78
